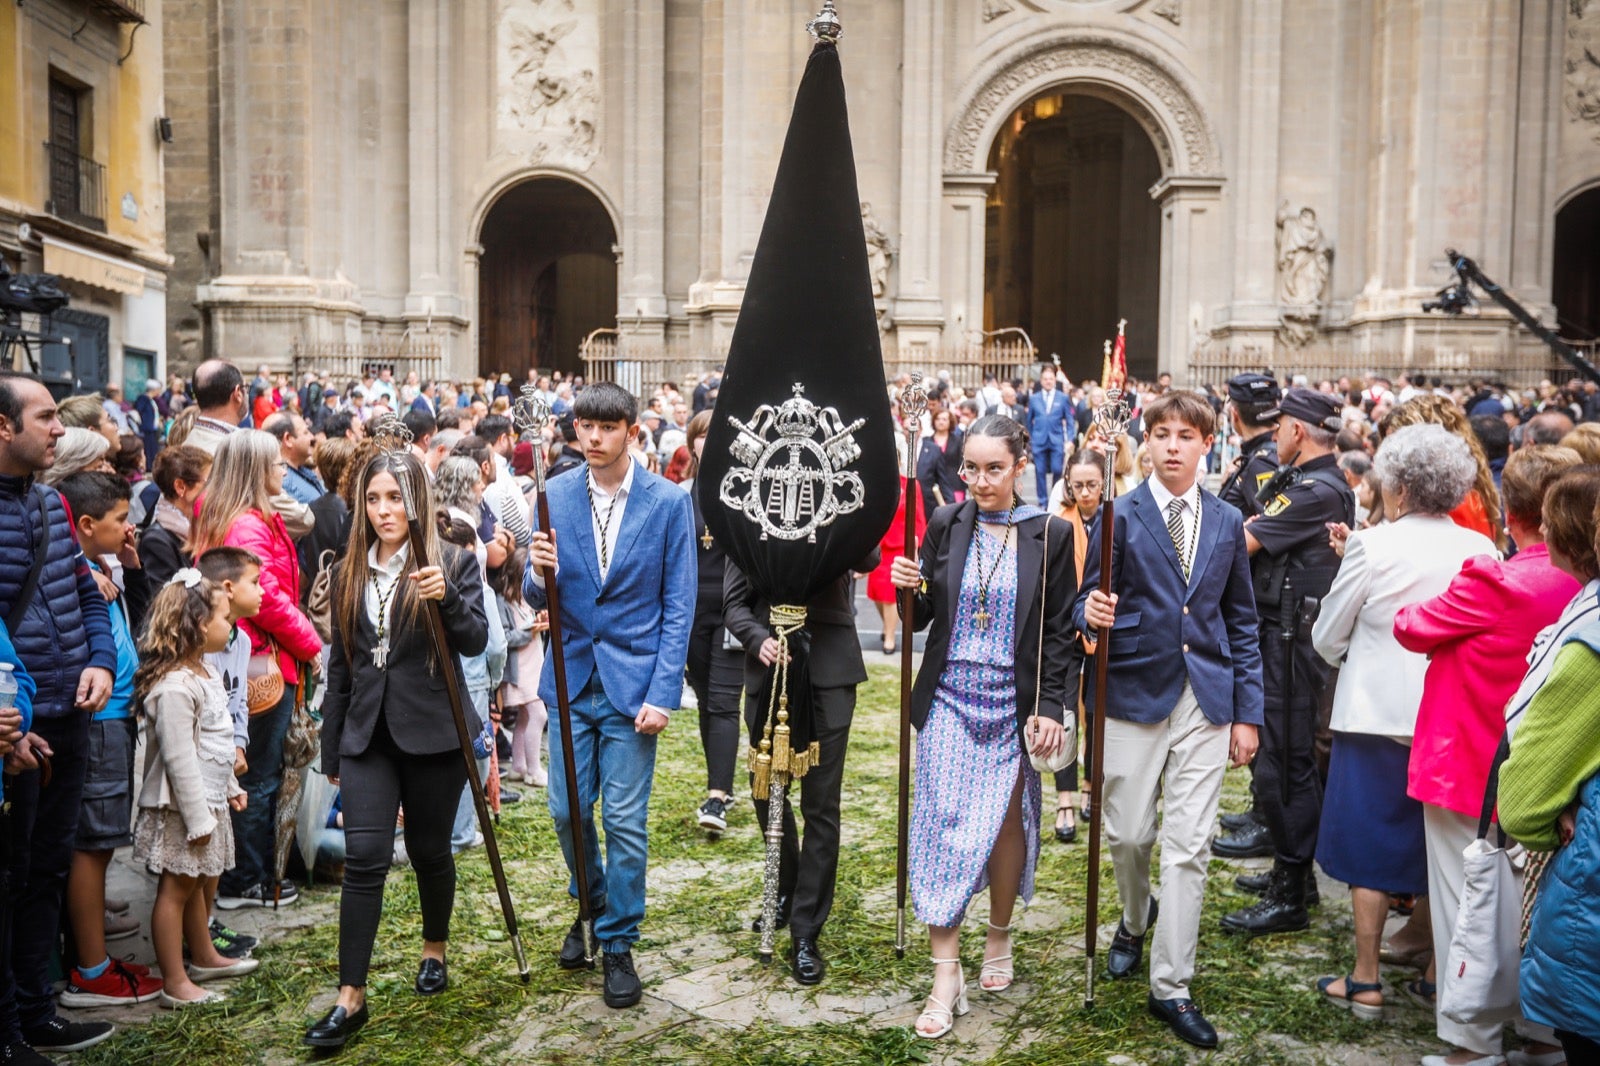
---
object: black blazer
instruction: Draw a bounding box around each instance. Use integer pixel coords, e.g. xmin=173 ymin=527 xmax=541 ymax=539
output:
xmin=722 ymin=548 xmax=880 ymax=693
xmin=916 ymin=431 xmax=963 ymax=517
xmin=319 ymin=544 xmax=488 ymax=776
xmin=907 ymin=501 xmax=1081 ymax=740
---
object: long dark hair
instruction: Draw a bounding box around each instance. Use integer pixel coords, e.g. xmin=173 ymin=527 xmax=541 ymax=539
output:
xmin=333 ymin=450 xmax=441 ymax=662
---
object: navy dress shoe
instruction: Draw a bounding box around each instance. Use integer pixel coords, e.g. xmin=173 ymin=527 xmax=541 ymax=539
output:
xmin=415 ymin=957 xmax=448 ymax=995
xmin=790 ymin=937 xmax=825 ymax=986
xmin=1147 ymin=995 xmax=1218 ymax=1049
xmin=304 ymin=1004 xmax=368 ymax=1049
xmin=1106 ymin=899 xmax=1157 ymax=980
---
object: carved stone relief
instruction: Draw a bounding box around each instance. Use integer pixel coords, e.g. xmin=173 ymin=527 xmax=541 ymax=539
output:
xmin=860 ymin=202 xmax=894 ymax=299
xmin=982 ymin=0 xmax=1016 ymax=22
xmin=1567 ymin=0 xmax=1600 ymax=141
xmin=1152 ymin=0 xmax=1182 ymax=25
xmin=497 ymin=0 xmax=600 ymax=171
xmin=1276 ymin=201 xmax=1332 ymax=348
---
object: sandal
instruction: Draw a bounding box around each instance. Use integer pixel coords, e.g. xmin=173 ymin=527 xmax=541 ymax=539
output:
xmin=1315 ymin=973 xmax=1384 ymax=1021
xmin=980 ymin=923 xmax=1014 ymax=992
xmin=1054 ymin=805 xmax=1077 ymax=844
xmin=1402 ymin=977 xmax=1436 ymax=1010
xmin=916 ymin=957 xmax=969 ymax=1039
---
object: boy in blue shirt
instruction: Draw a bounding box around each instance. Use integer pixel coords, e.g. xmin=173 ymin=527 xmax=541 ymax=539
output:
xmin=55 ymin=473 xmax=164 ymax=1006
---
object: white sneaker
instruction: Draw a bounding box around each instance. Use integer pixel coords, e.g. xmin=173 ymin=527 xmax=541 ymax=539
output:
xmin=1420 ymin=1055 xmax=1506 ymax=1066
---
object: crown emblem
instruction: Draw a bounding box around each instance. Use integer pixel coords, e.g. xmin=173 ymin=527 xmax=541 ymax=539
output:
xmin=720 ymin=381 xmax=866 ymax=542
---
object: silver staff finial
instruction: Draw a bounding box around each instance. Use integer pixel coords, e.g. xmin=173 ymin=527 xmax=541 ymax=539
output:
xmin=1092 ymin=387 xmax=1133 ymax=442
xmin=512 ymin=382 xmax=550 ymax=438
xmin=807 ymin=1 xmax=841 ymax=42
xmin=370 ymin=414 xmax=414 ymax=455
xmin=897 ymin=373 xmax=929 ymax=481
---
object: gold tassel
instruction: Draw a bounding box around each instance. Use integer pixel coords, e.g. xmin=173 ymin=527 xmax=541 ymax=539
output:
xmin=747 ymin=603 xmax=809 ymax=800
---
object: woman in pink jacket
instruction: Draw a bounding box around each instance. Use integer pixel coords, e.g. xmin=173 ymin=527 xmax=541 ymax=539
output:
xmin=190 ymin=429 xmax=323 ymax=909
xmin=1393 ymin=445 xmax=1580 ymax=1066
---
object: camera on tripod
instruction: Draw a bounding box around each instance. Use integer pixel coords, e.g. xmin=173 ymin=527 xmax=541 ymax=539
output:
xmin=0 ymin=258 xmax=69 ymax=318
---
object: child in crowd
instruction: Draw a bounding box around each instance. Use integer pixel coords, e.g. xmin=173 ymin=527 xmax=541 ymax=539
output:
xmin=133 ymin=572 xmax=258 ymax=1008
xmin=496 ymin=548 xmax=548 ymax=787
xmin=196 ymin=546 xmax=266 ymax=960
xmin=57 ymin=473 xmax=165 ymax=1007
xmin=136 ymin=445 xmax=212 ymax=589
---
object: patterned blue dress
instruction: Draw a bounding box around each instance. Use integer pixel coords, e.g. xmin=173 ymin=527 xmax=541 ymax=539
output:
xmin=909 ymin=527 xmax=1042 ymax=928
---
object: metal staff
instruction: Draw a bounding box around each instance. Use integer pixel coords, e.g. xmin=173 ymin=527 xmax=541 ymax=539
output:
xmin=894 ymin=374 xmax=928 ymax=959
xmin=1084 ymin=388 xmax=1132 ymax=1010
xmin=370 ymin=416 xmax=530 ymax=982
xmin=511 ymin=386 xmax=596 ymax=968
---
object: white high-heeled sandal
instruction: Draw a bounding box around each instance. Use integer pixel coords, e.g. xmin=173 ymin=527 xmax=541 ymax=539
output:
xmin=915 ymin=957 xmax=969 ymax=1039
xmin=980 ymin=922 xmax=1014 ymax=992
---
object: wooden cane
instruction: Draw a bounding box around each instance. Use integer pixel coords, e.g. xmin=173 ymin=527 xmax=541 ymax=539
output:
xmin=894 ymin=379 xmax=927 ymax=959
xmin=1084 ymin=390 xmax=1131 ymax=1010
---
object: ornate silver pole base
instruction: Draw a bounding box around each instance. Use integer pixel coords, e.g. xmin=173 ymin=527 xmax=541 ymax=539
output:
xmin=512 ymin=933 xmax=530 ymax=983
xmin=758 ymin=777 xmax=788 ymax=963
xmin=1084 ymin=952 xmax=1096 ymax=1009
xmin=895 ymin=908 xmax=906 ymax=960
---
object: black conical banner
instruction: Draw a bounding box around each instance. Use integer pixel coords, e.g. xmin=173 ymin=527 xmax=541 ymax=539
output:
xmin=697 ymin=40 xmax=897 ymax=775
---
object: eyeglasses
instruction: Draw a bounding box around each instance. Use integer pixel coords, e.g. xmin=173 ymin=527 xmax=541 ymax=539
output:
xmin=958 ymin=462 xmax=1017 ymax=485
xmin=1068 ymin=480 xmax=1103 ymax=493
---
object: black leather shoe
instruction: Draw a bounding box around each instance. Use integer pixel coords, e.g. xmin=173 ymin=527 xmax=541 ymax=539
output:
xmin=304 ymin=1004 xmax=369 ymax=1049
xmin=1106 ymin=899 xmax=1157 ymax=980
xmin=1212 ymin=821 xmax=1274 ymax=858
xmin=415 ymin=956 xmax=448 ymax=995
xmin=749 ymin=894 xmax=792 ymax=934
xmin=602 ymin=950 xmax=642 ymax=1008
xmin=1219 ymin=809 xmax=1262 ymax=834
xmin=1147 ymin=995 xmax=1218 ymax=1049
xmin=1236 ymin=869 xmax=1319 ymax=906
xmin=790 ymin=937 xmax=825 ymax=986
xmin=1222 ymin=863 xmax=1311 ymax=936
xmin=559 ymin=915 xmax=599 ymax=970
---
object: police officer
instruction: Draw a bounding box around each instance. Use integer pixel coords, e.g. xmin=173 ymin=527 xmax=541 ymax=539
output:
xmin=1216 ymin=387 xmax=1355 ymax=936
xmin=1218 ymin=373 xmax=1282 ymax=520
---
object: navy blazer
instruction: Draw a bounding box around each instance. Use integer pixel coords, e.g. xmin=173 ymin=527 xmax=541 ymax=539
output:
xmin=1027 ymin=389 xmax=1073 ymax=453
xmin=1072 ymin=480 xmax=1264 ymax=727
xmin=525 ymin=464 xmax=697 ymax=715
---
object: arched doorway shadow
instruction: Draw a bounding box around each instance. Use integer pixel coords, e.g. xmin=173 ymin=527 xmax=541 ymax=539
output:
xmin=1555 ymin=184 xmax=1600 ymax=345
xmin=984 ymin=92 xmax=1161 ymax=382
xmin=478 ymin=177 xmax=617 ymax=379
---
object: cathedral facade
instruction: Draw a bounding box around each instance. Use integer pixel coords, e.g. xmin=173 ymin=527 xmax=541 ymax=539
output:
xmin=163 ymin=0 xmax=1600 ymax=387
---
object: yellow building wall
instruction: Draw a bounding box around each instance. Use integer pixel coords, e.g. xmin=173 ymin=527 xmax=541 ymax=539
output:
xmin=0 ymin=3 xmax=24 ymax=205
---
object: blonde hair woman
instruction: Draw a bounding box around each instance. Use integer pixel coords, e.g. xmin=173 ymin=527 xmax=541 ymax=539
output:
xmin=190 ymin=429 xmax=322 ymax=907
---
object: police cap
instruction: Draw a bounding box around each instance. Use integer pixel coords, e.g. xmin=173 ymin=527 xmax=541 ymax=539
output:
xmin=1227 ymin=373 xmax=1281 ymax=407
xmin=1262 ymin=386 xmax=1344 ymax=432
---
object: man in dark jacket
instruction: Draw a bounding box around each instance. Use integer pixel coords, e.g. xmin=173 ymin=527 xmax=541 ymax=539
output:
xmin=0 ymin=372 xmax=118 ymax=1062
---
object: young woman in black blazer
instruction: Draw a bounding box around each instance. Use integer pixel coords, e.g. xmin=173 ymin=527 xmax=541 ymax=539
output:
xmin=890 ymin=414 xmax=1080 ymax=1040
xmin=304 ymin=451 xmax=488 ymax=1050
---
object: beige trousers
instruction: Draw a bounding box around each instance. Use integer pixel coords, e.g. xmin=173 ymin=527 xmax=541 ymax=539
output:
xmin=1102 ymin=682 xmax=1229 ymax=1001
xmin=1422 ymin=803 xmax=1557 ymax=1054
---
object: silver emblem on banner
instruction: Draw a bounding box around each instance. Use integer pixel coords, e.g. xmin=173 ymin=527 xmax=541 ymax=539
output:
xmin=719 ymin=382 xmax=867 ymax=543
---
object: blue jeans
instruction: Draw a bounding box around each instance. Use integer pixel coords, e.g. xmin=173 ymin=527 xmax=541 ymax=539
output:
xmin=452 ymin=688 xmax=492 ymax=850
xmin=219 ymin=688 xmax=293 ymax=896
xmin=547 ymin=679 xmax=657 ymax=952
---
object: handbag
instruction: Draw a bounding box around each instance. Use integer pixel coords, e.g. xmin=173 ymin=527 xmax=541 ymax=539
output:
xmin=1438 ymin=735 xmax=1524 ymax=1026
xmin=281 ymin=679 xmax=319 ymax=771
xmin=1026 ymin=517 xmax=1077 ymax=774
xmin=246 ymin=636 xmax=286 ymax=716
xmin=306 ymin=549 xmax=337 ymax=644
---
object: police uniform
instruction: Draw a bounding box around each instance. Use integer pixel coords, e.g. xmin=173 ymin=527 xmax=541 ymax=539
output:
xmin=1218 ymin=389 xmax=1355 ymax=936
xmin=1218 ymin=374 xmax=1281 ymax=519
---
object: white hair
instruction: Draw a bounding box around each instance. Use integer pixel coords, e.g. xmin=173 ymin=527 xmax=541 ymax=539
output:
xmin=1374 ymin=423 xmax=1476 ymax=515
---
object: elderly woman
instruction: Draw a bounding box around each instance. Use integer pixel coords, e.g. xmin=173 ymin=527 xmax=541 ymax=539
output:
xmin=39 ymin=427 xmax=112 ymax=487
xmin=1393 ymin=447 xmax=1580 ymax=1065
xmin=1309 ymin=424 xmax=1497 ymax=1020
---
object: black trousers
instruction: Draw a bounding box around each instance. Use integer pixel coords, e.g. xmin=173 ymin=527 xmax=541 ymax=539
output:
xmin=1557 ymin=1030 xmax=1600 ymax=1063
xmin=336 ymin=723 xmax=466 ymax=988
xmin=1253 ymin=626 xmax=1328 ymax=866
xmin=0 ymin=712 xmax=89 ymax=1039
xmin=747 ymin=683 xmax=855 ymax=941
xmin=686 ymin=619 xmax=744 ymax=795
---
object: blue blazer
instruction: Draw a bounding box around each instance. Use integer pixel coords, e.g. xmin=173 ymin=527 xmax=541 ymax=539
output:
xmin=1073 ymin=480 xmax=1264 ymax=728
xmin=1027 ymin=389 xmax=1072 ymax=453
xmin=525 ymin=466 xmax=697 ymax=717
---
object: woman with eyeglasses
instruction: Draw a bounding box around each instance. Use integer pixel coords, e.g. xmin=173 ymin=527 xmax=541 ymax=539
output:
xmin=890 ymin=414 xmax=1080 ymax=1040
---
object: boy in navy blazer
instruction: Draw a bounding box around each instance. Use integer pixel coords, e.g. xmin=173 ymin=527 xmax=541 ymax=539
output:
xmin=527 ymin=383 xmax=696 ymax=1009
xmin=1075 ymin=390 xmax=1262 ymax=1050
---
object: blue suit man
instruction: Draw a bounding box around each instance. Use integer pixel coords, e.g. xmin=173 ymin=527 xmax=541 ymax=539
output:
xmin=1073 ymin=393 xmax=1262 ymax=1049
xmin=526 ymin=383 xmax=696 ymax=1008
xmin=1027 ymin=367 xmax=1073 ymax=500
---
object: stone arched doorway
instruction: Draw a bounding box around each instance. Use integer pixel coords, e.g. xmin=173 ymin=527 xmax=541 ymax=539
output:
xmin=477 ymin=177 xmax=617 ymax=379
xmin=984 ymin=92 xmax=1162 ymax=382
xmin=1554 ymin=184 xmax=1600 ymax=343
xmin=942 ymin=31 xmax=1224 ymax=379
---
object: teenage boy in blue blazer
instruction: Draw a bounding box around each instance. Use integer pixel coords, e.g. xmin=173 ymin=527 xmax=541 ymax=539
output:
xmin=1076 ymin=390 xmax=1263 ymax=1050
xmin=527 ymin=382 xmax=696 ymax=1010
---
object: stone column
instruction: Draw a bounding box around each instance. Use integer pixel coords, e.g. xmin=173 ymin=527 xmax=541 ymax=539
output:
xmin=618 ymin=0 xmax=669 ymax=340
xmin=1153 ymin=176 xmax=1225 ymax=384
xmin=941 ymin=172 xmax=997 ymax=347
xmin=892 ymin=0 xmax=946 ymax=355
xmin=1218 ymin=0 xmax=1284 ymax=349
xmin=407 ymin=0 xmax=460 ymax=322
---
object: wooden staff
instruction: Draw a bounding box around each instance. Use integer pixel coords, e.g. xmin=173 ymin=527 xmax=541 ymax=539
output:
xmin=1084 ymin=388 xmax=1132 ymax=1010
xmin=372 ymin=416 xmax=530 ymax=983
xmin=512 ymin=388 xmax=596 ymax=968
xmin=894 ymin=376 xmax=928 ymax=959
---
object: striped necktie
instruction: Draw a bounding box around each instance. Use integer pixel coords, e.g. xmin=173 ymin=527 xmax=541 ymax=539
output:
xmin=1166 ymin=498 xmax=1189 ymax=579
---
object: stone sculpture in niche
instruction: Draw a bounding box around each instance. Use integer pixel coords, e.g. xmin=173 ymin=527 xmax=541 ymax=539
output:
xmin=861 ymin=202 xmax=893 ymax=299
xmin=1276 ymin=201 xmax=1332 ymax=348
xmin=1567 ymin=0 xmax=1600 ymax=140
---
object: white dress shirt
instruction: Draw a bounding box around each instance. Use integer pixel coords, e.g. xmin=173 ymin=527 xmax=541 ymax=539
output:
xmin=363 ymin=540 xmax=408 ymax=632
xmin=1145 ymin=476 xmax=1202 ymax=574
xmin=588 ymin=460 xmax=635 ymax=582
